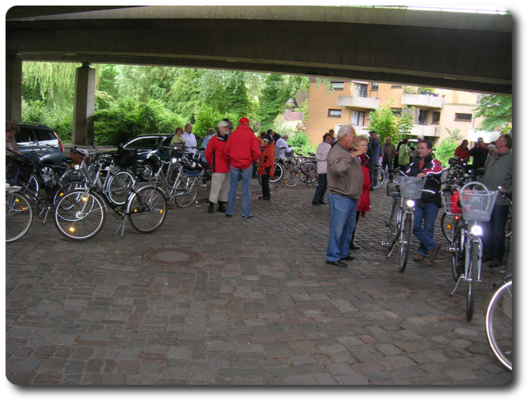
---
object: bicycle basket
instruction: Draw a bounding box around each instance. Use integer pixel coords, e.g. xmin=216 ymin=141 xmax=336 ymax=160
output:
xmin=69 ymin=148 xmax=91 ymax=165
xmin=395 ymin=176 xmax=426 ymax=199
xmin=459 ymin=182 xmax=498 ymax=222
xmin=6 ymin=155 xmax=35 ymax=184
xmin=442 ymin=189 xmax=463 ymax=216
xmin=113 ymin=147 xmax=138 ymax=168
xmin=386 ymin=181 xmax=401 ymax=197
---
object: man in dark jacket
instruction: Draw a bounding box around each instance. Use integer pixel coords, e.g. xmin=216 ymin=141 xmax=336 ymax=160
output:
xmin=407 ymin=140 xmax=443 ymax=262
xmin=468 ymin=136 xmax=488 ymax=178
xmin=368 ymin=131 xmax=382 ymax=190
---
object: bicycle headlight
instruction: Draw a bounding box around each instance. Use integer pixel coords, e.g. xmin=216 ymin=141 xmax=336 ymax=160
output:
xmin=406 ymin=199 xmax=415 ymax=208
xmin=74 ymin=164 xmax=80 ymax=170
xmin=470 ymin=225 xmax=483 ymax=236
xmin=171 ymin=157 xmax=177 ymax=164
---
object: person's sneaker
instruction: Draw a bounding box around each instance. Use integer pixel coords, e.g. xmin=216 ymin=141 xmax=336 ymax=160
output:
xmin=319 ymin=201 xmax=327 ymax=205
xmin=341 ymin=255 xmax=354 ymax=261
xmin=430 ymin=244 xmax=441 ymax=262
xmin=312 ymin=201 xmax=320 ymax=205
xmin=200 ymin=184 xmax=208 ymax=188
xmin=207 ymin=202 xmax=214 ymax=214
xmin=413 ymin=253 xmax=424 ymax=262
xmin=489 ymin=260 xmax=502 ymax=268
xmin=225 ymin=213 xmax=233 ymax=218
xmin=349 ymin=244 xmax=360 ymax=250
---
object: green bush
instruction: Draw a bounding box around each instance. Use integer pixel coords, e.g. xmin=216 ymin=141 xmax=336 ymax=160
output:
xmin=90 ymin=99 xmax=185 ymax=145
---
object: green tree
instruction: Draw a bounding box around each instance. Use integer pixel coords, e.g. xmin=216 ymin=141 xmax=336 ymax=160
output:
xmin=257 ymin=74 xmax=302 ymax=129
xmin=368 ymin=101 xmax=416 ymax=144
xmin=473 ymin=94 xmax=512 ymax=132
xmin=435 ymin=128 xmax=462 ymax=166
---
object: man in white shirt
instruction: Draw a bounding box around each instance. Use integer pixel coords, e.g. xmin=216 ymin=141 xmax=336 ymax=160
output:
xmin=182 ymin=123 xmax=197 ymax=154
xmin=275 ymin=135 xmax=292 ymax=160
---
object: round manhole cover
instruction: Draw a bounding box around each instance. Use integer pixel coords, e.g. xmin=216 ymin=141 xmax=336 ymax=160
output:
xmin=141 ymin=248 xmax=201 ymax=266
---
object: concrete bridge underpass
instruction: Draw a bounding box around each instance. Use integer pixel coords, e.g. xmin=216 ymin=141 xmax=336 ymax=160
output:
xmin=5 ymin=5 xmax=512 ymax=144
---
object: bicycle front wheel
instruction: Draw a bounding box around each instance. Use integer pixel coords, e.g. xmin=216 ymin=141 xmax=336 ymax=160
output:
xmin=283 ymin=168 xmax=299 ymax=187
xmin=54 ymin=190 xmax=106 ymax=241
xmin=466 ymin=242 xmax=480 ymax=321
xmin=128 ymin=186 xmax=168 ymax=233
xmin=485 ymin=278 xmax=512 ymax=371
xmin=399 ymin=213 xmax=413 ymax=273
xmin=108 ymin=170 xmax=135 ymax=205
xmin=270 ymin=162 xmax=283 ymax=183
xmin=174 ymin=176 xmax=199 ymax=208
xmin=5 ymin=192 xmax=33 ymax=243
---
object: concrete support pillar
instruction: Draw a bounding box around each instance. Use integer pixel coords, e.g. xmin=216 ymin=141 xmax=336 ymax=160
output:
xmin=5 ymin=54 xmax=22 ymax=122
xmin=72 ymin=63 xmax=95 ymax=145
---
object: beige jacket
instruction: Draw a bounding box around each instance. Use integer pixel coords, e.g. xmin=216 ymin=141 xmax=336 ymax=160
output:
xmin=326 ymin=142 xmax=363 ymax=199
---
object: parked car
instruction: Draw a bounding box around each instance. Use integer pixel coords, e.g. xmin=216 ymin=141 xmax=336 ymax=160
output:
xmin=121 ymin=133 xmax=174 ymax=179
xmin=14 ymin=122 xmax=65 ymax=166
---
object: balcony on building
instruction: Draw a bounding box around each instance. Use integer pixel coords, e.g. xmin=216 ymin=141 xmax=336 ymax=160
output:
xmin=337 ymin=81 xmax=380 ymax=110
xmin=402 ymin=93 xmax=445 ymax=109
xmin=411 ymin=124 xmax=440 ymax=137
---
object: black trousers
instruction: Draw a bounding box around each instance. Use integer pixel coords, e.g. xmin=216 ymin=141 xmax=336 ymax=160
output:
xmin=261 ymin=166 xmax=271 ymax=199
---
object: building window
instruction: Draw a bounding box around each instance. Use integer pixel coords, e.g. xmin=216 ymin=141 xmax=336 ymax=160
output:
xmin=432 ymin=112 xmax=440 ymax=124
xmin=455 ymin=113 xmax=472 ymax=122
xmin=354 ymin=83 xmax=368 ymax=98
xmin=418 ymin=110 xmax=429 ymax=125
xmin=391 ymin=84 xmax=402 ymax=88
xmin=331 ymin=82 xmax=344 ymax=90
xmin=328 ymin=109 xmax=342 ymax=118
xmin=351 ymin=111 xmax=365 ymax=126
xmin=371 ymin=82 xmax=379 ymax=90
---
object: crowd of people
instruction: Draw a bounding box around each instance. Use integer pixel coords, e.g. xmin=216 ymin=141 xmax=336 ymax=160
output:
xmin=319 ymin=124 xmax=512 ymax=269
xmin=5 ymin=120 xmax=512 ymax=268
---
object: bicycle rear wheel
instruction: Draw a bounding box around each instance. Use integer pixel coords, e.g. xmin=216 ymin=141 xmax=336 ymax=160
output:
xmin=451 ymin=223 xmax=465 ymax=282
xmin=5 ymin=192 xmax=33 ymax=243
xmin=174 ymin=175 xmax=199 ymax=208
xmin=386 ymin=199 xmax=399 ymax=248
xmin=399 ymin=213 xmax=413 ymax=273
xmin=441 ymin=212 xmax=459 ymax=243
xmin=108 ymin=170 xmax=135 ymax=205
xmin=128 ymin=185 xmax=168 ymax=233
xmin=485 ymin=277 xmax=512 ymax=371
xmin=466 ymin=242 xmax=480 ymax=321
xmin=54 ymin=190 xmax=106 ymax=241
xmin=270 ymin=162 xmax=283 ymax=183
xmin=373 ymin=167 xmax=386 ymax=189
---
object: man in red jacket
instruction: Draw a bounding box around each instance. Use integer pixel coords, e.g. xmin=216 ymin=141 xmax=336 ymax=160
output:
xmin=205 ymin=120 xmax=231 ymax=213
xmin=225 ymin=117 xmax=262 ymax=218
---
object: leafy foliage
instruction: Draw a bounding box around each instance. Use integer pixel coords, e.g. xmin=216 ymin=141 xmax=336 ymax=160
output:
xmin=435 ymin=128 xmax=462 ymax=166
xmin=473 ymin=94 xmax=512 ymax=132
xmin=89 ymin=99 xmax=184 ymax=145
xmin=257 ymin=74 xmax=303 ymax=130
xmin=368 ymin=101 xmax=416 ymax=145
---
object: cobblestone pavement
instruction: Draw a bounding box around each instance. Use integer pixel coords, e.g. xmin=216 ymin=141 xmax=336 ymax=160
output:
xmin=5 ymin=179 xmax=513 ymax=386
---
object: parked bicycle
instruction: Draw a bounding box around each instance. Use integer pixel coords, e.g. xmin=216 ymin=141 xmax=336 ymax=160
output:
xmin=148 ymin=150 xmax=205 ymax=208
xmin=282 ymin=154 xmax=318 ymax=187
xmin=53 ymin=148 xmax=167 ymax=241
xmin=485 ymin=274 xmax=512 ymax=371
xmin=5 ymin=185 xmax=33 ymax=243
xmin=382 ymin=172 xmax=427 ymax=273
xmin=447 ymin=181 xmax=498 ymax=321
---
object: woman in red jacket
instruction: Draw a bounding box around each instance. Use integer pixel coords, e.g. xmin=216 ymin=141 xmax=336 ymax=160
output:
xmin=350 ymin=135 xmax=371 ymax=250
xmin=257 ymin=135 xmax=275 ymax=200
xmin=454 ymin=139 xmax=470 ymax=166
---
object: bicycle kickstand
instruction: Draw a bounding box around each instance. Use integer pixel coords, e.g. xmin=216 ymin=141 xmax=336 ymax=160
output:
xmin=449 ymin=275 xmax=464 ymax=297
xmin=113 ymin=217 xmax=127 ymax=238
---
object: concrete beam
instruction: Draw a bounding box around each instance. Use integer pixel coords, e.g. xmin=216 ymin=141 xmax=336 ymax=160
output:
xmin=72 ymin=64 xmax=95 ymax=145
xmin=5 ymin=54 xmax=22 ymax=122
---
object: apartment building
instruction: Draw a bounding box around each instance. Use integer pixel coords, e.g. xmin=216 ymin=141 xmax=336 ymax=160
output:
xmin=305 ymin=77 xmax=499 ymax=146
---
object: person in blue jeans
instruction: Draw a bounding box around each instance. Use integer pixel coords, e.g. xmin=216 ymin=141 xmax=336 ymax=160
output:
xmin=225 ymin=117 xmax=262 ymax=218
xmin=325 ymin=125 xmax=363 ymax=267
xmin=406 ymin=140 xmax=443 ymax=262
